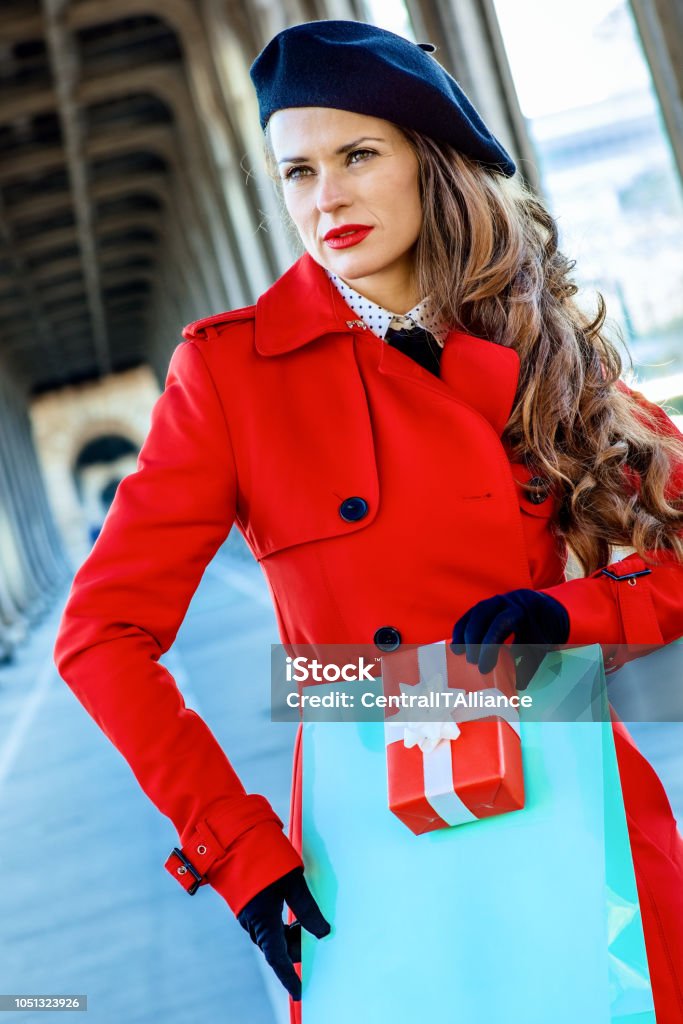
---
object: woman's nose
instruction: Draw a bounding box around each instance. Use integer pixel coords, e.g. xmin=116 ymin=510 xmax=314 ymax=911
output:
xmin=315 ymin=171 xmax=351 ymax=213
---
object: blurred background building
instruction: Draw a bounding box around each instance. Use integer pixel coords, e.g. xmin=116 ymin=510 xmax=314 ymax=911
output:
xmin=0 ymin=2 xmax=681 ymax=1021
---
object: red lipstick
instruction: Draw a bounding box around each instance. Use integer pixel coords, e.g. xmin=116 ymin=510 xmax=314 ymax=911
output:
xmin=324 ymin=224 xmax=374 ymax=249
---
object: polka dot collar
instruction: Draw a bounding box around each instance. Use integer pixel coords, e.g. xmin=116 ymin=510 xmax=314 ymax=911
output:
xmin=325 ymin=270 xmax=449 ymax=346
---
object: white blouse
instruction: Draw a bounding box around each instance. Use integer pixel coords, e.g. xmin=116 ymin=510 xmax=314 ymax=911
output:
xmin=325 ymin=269 xmax=448 ymax=346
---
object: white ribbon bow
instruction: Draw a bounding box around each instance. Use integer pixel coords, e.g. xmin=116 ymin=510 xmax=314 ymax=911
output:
xmin=402 ymin=719 xmax=461 ymax=754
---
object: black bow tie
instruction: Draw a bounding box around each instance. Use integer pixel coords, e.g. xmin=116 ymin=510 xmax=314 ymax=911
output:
xmin=384 ymin=323 xmax=442 ymax=377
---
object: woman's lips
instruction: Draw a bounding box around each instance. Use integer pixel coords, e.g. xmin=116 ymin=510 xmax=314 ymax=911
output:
xmin=324 ymin=226 xmax=374 ymax=249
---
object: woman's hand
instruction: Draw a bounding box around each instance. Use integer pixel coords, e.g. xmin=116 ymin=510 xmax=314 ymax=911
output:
xmin=450 ymin=589 xmax=570 ymax=688
xmin=237 ymin=867 xmax=331 ymax=1000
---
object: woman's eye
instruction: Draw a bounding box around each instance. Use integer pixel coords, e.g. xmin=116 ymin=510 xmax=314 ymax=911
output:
xmin=283 ymin=165 xmax=312 ymax=181
xmin=282 ymin=149 xmax=376 ymax=180
xmin=348 ymin=148 xmax=376 ymax=165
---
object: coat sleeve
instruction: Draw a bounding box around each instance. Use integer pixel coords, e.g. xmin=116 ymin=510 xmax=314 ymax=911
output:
xmin=53 ymin=339 xmax=303 ymax=916
xmin=540 ymin=387 xmax=683 ymax=660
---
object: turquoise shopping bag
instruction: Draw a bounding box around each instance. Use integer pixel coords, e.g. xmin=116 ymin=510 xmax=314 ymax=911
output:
xmin=301 ymin=645 xmax=655 ymax=1023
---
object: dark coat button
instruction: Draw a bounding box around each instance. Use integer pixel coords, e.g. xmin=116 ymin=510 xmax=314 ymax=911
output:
xmin=527 ymin=476 xmax=550 ymax=504
xmin=374 ymin=626 xmax=401 ymax=652
xmin=339 ymin=496 xmax=369 ymax=522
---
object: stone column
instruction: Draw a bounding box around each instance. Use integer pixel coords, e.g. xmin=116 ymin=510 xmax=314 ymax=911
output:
xmin=631 ymin=0 xmax=683 ymax=184
xmin=0 ymin=400 xmax=56 ymax=611
xmin=13 ymin=394 xmax=71 ymax=584
xmin=403 ymin=0 xmax=540 ymax=191
xmin=0 ymin=380 xmax=47 ymax=623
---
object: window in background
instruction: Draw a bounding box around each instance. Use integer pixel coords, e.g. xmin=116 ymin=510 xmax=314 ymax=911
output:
xmin=360 ymin=0 xmax=414 ymax=39
xmin=493 ymin=0 xmax=683 ymax=409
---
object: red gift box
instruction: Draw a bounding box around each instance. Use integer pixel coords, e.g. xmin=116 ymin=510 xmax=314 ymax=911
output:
xmin=382 ymin=641 xmax=525 ymax=835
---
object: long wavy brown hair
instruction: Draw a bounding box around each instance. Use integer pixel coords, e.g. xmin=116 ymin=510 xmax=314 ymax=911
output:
xmin=264 ymin=124 xmax=683 ymax=574
xmin=399 ymin=128 xmax=683 ymax=575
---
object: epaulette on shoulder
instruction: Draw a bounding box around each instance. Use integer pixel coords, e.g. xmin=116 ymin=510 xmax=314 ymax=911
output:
xmin=182 ymin=304 xmax=256 ymax=342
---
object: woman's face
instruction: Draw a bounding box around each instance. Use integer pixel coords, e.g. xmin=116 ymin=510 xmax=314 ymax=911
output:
xmin=268 ymin=107 xmax=423 ymax=308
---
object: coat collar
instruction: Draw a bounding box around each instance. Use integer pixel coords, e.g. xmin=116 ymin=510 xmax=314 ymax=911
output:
xmin=255 ymin=253 xmax=520 ymax=436
xmin=255 ymin=252 xmax=355 ymax=355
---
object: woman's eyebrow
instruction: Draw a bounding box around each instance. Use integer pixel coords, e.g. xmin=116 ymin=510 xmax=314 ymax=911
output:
xmin=277 ymin=136 xmax=386 ymax=164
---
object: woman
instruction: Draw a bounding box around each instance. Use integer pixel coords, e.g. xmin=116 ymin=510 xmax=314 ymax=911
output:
xmin=53 ymin=19 xmax=683 ymax=1022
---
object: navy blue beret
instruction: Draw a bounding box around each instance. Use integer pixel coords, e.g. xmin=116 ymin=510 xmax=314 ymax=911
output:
xmin=249 ymin=20 xmax=515 ymax=177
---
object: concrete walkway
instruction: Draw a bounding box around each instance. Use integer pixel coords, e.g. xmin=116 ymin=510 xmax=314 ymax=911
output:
xmin=0 ymin=540 xmax=294 ymax=1024
xmin=0 ymin=538 xmax=681 ymax=1023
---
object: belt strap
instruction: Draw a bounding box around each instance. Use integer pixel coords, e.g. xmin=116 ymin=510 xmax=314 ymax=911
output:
xmin=164 ymin=795 xmax=283 ymax=895
xmin=600 ymin=557 xmax=663 ymax=645
xmin=165 ymin=819 xmax=225 ymax=894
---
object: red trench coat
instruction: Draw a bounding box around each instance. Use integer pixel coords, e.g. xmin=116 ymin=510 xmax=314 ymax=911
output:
xmin=54 ymin=253 xmax=683 ymax=1021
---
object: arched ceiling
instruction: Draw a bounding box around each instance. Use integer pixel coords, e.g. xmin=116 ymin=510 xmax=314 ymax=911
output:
xmin=0 ymin=2 xmax=195 ymax=395
xmin=0 ymin=0 xmax=541 ymax=397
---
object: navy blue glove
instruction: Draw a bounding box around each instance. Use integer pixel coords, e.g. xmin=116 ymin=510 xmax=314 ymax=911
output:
xmin=450 ymin=589 xmax=570 ymax=688
xmin=237 ymin=867 xmax=331 ymax=1001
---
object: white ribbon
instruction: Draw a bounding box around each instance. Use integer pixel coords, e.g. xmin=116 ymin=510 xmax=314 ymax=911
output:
xmin=384 ymin=641 xmax=520 ymax=826
xmin=401 ymin=720 xmax=461 ymax=754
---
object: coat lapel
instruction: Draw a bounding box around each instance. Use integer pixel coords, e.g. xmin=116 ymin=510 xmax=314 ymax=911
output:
xmin=376 ymin=326 xmax=520 ymax=438
xmin=439 ymin=330 xmax=520 ymax=437
xmin=255 ymin=252 xmax=520 ymax=437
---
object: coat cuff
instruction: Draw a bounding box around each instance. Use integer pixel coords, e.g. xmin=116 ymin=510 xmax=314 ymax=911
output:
xmin=541 ymin=553 xmax=666 ymax=651
xmin=207 ymin=820 xmax=304 ymax=916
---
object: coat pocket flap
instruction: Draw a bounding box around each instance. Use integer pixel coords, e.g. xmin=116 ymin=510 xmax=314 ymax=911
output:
xmin=238 ymin=340 xmax=380 ymax=559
